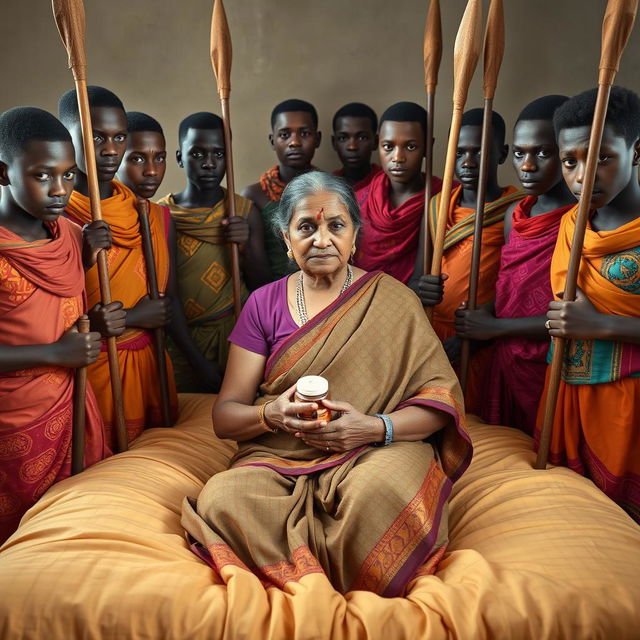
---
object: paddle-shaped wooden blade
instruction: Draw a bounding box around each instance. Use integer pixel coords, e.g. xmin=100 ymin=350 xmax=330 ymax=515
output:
xmin=422 ymin=0 xmax=443 ymax=275
xmin=52 ymin=0 xmax=87 ymax=80
xmin=430 ymin=0 xmax=482 ymax=282
xmin=210 ymin=0 xmax=232 ymax=100
xmin=535 ymin=0 xmax=638 ymax=470
xmin=452 ymin=0 xmax=483 ymax=110
xmin=482 ymin=0 xmax=504 ymax=100
xmin=424 ymin=0 xmax=442 ymax=94
xmin=459 ymin=0 xmax=506 ymax=391
xmin=600 ymin=0 xmax=638 ymax=84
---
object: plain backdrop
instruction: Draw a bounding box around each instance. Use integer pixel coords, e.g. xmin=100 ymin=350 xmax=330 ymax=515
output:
xmin=2 ymin=0 xmax=639 ymax=196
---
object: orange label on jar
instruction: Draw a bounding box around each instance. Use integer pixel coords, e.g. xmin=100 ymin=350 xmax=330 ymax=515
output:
xmin=297 ymin=406 xmax=331 ymax=422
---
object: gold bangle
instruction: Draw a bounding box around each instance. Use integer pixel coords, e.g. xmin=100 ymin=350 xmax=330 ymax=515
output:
xmin=258 ymin=401 xmax=277 ymax=433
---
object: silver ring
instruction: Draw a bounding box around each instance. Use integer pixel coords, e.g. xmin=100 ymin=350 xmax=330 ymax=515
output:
xmin=545 ymin=319 xmax=552 ymax=330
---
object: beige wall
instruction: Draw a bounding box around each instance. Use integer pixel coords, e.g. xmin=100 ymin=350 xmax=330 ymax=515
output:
xmin=2 ymin=0 xmax=639 ymax=194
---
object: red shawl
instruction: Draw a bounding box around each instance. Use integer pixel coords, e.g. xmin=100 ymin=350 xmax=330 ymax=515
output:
xmin=0 ymin=218 xmax=109 ymax=542
xmin=354 ymin=171 xmax=442 ymax=283
xmin=333 ymin=164 xmax=383 ymax=208
xmin=482 ymin=196 xmax=573 ymax=433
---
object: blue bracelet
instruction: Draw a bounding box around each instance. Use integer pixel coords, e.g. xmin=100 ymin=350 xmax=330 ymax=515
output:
xmin=373 ymin=414 xmax=394 ymax=447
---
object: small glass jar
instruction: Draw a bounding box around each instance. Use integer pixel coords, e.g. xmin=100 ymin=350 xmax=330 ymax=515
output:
xmin=295 ymin=375 xmax=331 ymax=422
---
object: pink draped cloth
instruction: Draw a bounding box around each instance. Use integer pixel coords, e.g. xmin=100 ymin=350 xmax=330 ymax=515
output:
xmin=481 ymin=196 xmax=573 ymax=434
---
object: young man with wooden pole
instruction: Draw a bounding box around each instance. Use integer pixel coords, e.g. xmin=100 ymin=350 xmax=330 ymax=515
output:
xmin=536 ymin=0 xmax=639 ymax=475
xmin=51 ymin=0 xmax=128 ymax=452
xmin=420 ymin=0 xmax=483 ymax=322
xmin=458 ymin=0 xmax=505 ymax=393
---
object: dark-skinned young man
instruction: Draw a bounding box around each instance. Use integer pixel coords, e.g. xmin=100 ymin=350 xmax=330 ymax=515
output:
xmin=535 ymin=86 xmax=640 ymax=523
xmin=0 ymin=107 xmax=125 ymax=541
xmin=59 ymin=86 xmax=178 ymax=445
xmin=411 ymin=108 xmax=522 ymax=413
xmin=353 ymin=101 xmax=442 ymax=284
xmin=241 ymin=99 xmax=321 ymax=280
xmin=331 ymin=102 xmax=381 ymax=206
xmin=454 ymin=95 xmax=575 ymax=434
xmin=157 ymin=112 xmax=271 ymax=392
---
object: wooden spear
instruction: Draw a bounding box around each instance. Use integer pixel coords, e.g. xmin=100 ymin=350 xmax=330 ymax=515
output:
xmin=536 ymin=0 xmax=638 ymax=469
xmin=459 ymin=0 xmax=505 ymax=394
xmin=422 ymin=0 xmax=442 ymax=277
xmin=136 ymin=198 xmax=173 ymax=427
xmin=52 ymin=0 xmax=128 ymax=453
xmin=210 ymin=0 xmax=242 ymax=319
xmin=429 ymin=0 xmax=483 ymax=319
xmin=71 ymin=315 xmax=90 ymax=474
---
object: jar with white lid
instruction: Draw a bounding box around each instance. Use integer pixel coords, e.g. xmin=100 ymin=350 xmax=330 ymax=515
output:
xmin=294 ymin=375 xmax=331 ymax=421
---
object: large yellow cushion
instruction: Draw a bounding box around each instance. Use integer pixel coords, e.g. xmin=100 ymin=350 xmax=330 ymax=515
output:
xmin=0 ymin=394 xmax=638 ymax=639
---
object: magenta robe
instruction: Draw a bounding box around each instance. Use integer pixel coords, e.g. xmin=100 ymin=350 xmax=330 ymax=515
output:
xmin=481 ymin=196 xmax=573 ymax=434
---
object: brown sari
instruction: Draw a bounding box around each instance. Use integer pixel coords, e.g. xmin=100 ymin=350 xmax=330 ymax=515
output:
xmin=182 ymin=272 xmax=471 ymax=596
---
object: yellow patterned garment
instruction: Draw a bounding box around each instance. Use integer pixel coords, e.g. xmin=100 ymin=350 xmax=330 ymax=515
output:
xmin=157 ymin=192 xmax=251 ymax=391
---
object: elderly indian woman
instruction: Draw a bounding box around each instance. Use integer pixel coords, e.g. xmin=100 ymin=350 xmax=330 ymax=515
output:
xmin=181 ymin=172 xmax=472 ymax=597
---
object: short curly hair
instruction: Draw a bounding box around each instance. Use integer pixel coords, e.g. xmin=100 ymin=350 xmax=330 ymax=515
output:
xmin=553 ymin=86 xmax=640 ymax=146
xmin=0 ymin=107 xmax=72 ymax=163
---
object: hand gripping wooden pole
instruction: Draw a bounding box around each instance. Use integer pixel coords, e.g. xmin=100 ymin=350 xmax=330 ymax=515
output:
xmin=211 ymin=0 xmax=242 ymax=319
xmin=459 ymin=0 xmax=505 ymax=394
xmin=72 ymin=315 xmax=90 ymax=474
xmin=428 ymin=0 xmax=483 ymax=321
xmin=52 ymin=0 xmax=128 ymax=453
xmin=136 ymin=198 xmax=173 ymax=428
xmin=535 ymin=0 xmax=638 ymax=470
xmin=422 ymin=0 xmax=442 ymax=276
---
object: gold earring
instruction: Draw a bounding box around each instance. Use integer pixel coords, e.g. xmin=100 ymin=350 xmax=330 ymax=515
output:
xmin=287 ymin=249 xmax=293 ymax=260
xmin=350 ymin=245 xmax=356 ymax=256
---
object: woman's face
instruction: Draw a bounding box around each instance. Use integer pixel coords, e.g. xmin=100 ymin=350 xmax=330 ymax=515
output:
xmin=284 ymin=190 xmax=356 ymax=277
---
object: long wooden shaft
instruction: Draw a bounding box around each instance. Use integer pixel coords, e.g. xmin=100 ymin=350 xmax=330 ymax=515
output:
xmin=220 ymin=98 xmax=242 ymax=319
xmin=136 ymin=199 xmax=172 ymax=428
xmin=74 ymin=79 xmax=128 ymax=454
xmin=535 ymin=84 xmax=612 ymax=469
xmin=72 ymin=315 xmax=90 ymax=474
xmin=431 ymin=107 xmax=463 ymax=276
xmin=427 ymin=108 xmax=463 ymax=323
xmin=426 ymin=107 xmax=462 ymax=321
xmin=422 ymin=90 xmax=436 ymax=275
xmin=459 ymin=96 xmax=494 ymax=394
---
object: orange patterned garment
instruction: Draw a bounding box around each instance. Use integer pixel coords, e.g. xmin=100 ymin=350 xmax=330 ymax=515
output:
xmin=66 ymin=182 xmax=177 ymax=445
xmin=0 ymin=218 xmax=110 ymax=543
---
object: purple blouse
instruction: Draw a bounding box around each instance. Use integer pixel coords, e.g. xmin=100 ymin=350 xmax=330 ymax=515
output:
xmin=228 ymin=276 xmax=299 ymax=358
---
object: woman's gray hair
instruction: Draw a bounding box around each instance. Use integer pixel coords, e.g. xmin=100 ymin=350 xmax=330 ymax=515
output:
xmin=273 ymin=171 xmax=362 ymax=234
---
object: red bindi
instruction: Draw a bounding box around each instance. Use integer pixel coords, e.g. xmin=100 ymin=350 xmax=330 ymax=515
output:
xmin=316 ymin=207 xmax=324 ymax=221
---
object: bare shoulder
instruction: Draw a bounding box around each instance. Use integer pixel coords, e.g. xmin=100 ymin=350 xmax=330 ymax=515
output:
xmin=240 ymin=182 xmax=268 ymax=211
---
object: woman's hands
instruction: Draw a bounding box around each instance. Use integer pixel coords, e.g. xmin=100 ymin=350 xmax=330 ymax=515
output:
xmin=298 ymin=399 xmax=384 ymax=452
xmin=264 ymin=388 xmax=384 ymax=452
xmin=263 ymin=384 xmax=325 ymax=434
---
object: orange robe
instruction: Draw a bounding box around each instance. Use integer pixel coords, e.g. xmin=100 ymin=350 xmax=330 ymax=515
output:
xmin=429 ymin=185 xmax=522 ymax=412
xmin=66 ymin=182 xmax=177 ymax=445
xmin=535 ymin=208 xmax=640 ymax=522
xmin=0 ymin=219 xmax=110 ymax=543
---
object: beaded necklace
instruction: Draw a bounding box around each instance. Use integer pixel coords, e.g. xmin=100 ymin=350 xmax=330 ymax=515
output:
xmin=295 ymin=265 xmax=353 ymax=325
